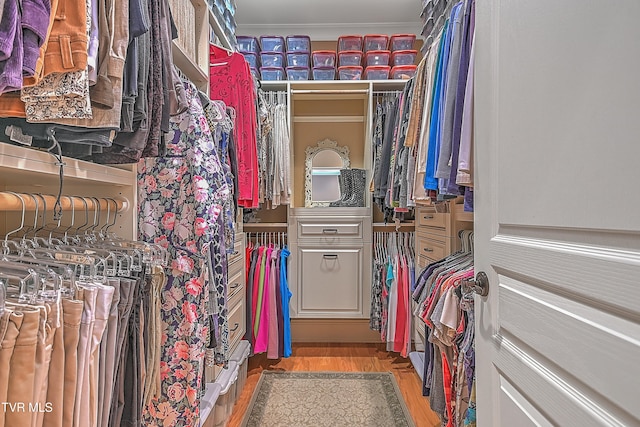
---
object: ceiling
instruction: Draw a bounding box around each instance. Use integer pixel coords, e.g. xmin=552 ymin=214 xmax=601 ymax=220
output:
xmin=235 ymin=0 xmax=423 ymax=41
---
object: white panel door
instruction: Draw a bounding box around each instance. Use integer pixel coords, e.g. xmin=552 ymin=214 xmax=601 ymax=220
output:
xmin=475 ymin=1 xmax=640 ymax=426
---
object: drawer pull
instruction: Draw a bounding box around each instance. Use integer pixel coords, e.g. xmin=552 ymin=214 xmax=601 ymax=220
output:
xmin=322 ymin=228 xmax=338 ymax=234
xmin=229 ymin=322 xmax=240 ymax=332
xmin=423 ymin=215 xmax=434 ymax=220
xmin=423 ymin=248 xmax=434 ymax=253
xmin=323 ymin=254 xmax=339 ymax=260
xmin=229 ymin=283 xmax=240 ymax=290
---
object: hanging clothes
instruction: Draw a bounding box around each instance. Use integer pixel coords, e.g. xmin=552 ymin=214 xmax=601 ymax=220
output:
xmin=137 ymin=81 xmax=230 ymax=427
xmin=244 ymin=233 xmax=291 ymax=359
xmin=370 ymin=232 xmax=415 ymax=358
xmin=412 ymin=230 xmax=475 ymax=427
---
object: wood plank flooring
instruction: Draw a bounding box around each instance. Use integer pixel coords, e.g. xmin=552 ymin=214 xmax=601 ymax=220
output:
xmin=226 ymin=343 xmax=441 ymax=427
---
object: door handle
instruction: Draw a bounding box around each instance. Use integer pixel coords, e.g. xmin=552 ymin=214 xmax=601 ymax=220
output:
xmin=322 ymin=228 xmax=338 ymax=234
xmin=323 ymin=254 xmax=338 ymax=260
xmin=462 ymin=271 xmax=490 ymax=297
xmin=229 ymin=322 xmax=240 ymax=332
xmin=423 ymin=215 xmax=434 ymax=220
xmin=229 ymin=283 xmax=240 ymax=290
xmin=422 ymin=248 xmax=434 ymax=253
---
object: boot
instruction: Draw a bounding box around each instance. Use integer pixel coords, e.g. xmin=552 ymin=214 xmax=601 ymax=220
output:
xmin=343 ymin=169 xmax=367 ymax=207
xmin=329 ymin=169 xmax=352 ymax=207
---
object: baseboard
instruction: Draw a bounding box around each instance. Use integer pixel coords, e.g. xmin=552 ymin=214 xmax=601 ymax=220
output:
xmin=291 ymin=319 xmax=381 ymax=343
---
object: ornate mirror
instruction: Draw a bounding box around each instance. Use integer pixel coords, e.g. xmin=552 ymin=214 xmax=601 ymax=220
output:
xmin=305 ymin=139 xmax=350 ymax=207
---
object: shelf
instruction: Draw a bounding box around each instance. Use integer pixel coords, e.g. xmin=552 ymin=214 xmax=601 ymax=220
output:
xmin=0 ymin=142 xmax=136 ymax=187
xmin=243 ymin=222 xmax=288 ymax=230
xmin=208 ymin=7 xmax=233 ymax=50
xmin=172 ymin=40 xmax=208 ymax=89
xmin=293 ymin=116 xmax=365 ymax=123
xmin=453 ymin=202 xmax=474 ymax=222
xmin=260 ymin=81 xmax=290 ymax=91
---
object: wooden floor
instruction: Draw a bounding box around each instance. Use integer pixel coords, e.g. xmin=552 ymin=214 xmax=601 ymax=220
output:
xmin=226 ymin=343 xmax=441 ymax=427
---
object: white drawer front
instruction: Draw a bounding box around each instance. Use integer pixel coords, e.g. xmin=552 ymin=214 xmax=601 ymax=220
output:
xmin=298 ymin=220 xmax=362 ymax=239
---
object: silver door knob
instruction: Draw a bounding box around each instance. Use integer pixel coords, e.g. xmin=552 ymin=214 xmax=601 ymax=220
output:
xmin=464 ymin=271 xmax=490 ymax=297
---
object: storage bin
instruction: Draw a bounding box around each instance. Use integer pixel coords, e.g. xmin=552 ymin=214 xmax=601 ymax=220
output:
xmin=260 ymin=52 xmax=284 ymax=68
xmin=338 ymin=50 xmax=363 ymax=67
xmin=338 ymin=35 xmax=363 ymax=52
xmin=391 ymin=49 xmax=418 ymax=66
xmin=365 ymin=50 xmax=391 ymax=66
xmin=390 ymin=34 xmax=417 ymax=51
xmin=212 ymin=361 xmax=239 ymax=427
xmin=364 ymin=34 xmax=389 ymax=52
xmin=286 ymin=66 xmax=310 ymax=80
xmin=286 ymin=35 xmax=311 ymax=52
xmin=237 ymin=36 xmax=259 ymax=53
xmin=260 ymin=67 xmax=285 ymax=81
xmin=241 ymin=52 xmax=259 ymax=69
xmin=230 ymin=340 xmax=251 ymax=402
xmin=312 ymin=50 xmax=336 ymax=67
xmin=287 ymin=51 xmax=310 ymax=67
xmin=200 ymin=383 xmax=222 ymax=427
xmin=391 ymin=65 xmax=418 ymax=79
xmin=364 ymin=65 xmax=390 ymax=80
xmin=312 ymin=66 xmax=336 ymax=80
xmin=260 ymin=35 xmax=285 ymax=52
xmin=338 ymin=66 xmax=363 ymax=80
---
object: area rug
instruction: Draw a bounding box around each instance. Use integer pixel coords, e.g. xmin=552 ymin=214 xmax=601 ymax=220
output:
xmin=241 ymin=371 xmax=416 ymax=427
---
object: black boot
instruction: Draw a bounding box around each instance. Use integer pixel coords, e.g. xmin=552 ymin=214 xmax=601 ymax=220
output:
xmin=329 ymin=169 xmax=352 ymax=207
xmin=343 ymin=169 xmax=367 ymax=207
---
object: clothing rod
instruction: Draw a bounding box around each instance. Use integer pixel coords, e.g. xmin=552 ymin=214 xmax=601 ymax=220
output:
xmin=0 ymin=193 xmax=129 ymax=213
xmin=290 ymin=89 xmax=370 ymax=94
xmin=373 ymin=90 xmax=403 ymax=95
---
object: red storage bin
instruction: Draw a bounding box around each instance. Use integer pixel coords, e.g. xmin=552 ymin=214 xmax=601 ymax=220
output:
xmin=365 ymin=50 xmax=391 ymax=66
xmin=364 ymin=65 xmax=391 ymax=80
xmin=338 ymin=66 xmax=363 ymax=80
xmin=338 ymin=35 xmax=363 ymax=52
xmin=389 ymin=34 xmax=417 ymax=51
xmin=286 ymin=35 xmax=311 ymax=52
xmin=338 ymin=50 xmax=363 ymax=67
xmin=391 ymin=65 xmax=417 ymax=79
xmin=312 ymin=50 xmax=337 ymax=67
xmin=364 ymin=34 xmax=389 ymax=52
xmin=391 ymin=50 xmax=418 ymax=66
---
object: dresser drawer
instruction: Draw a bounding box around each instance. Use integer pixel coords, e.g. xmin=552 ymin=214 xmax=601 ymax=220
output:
xmin=227 ymin=298 xmax=245 ymax=350
xmin=297 ymin=220 xmax=363 ymax=239
xmin=228 ymin=254 xmax=244 ymax=280
xmin=227 ymin=269 xmax=244 ymax=308
xmin=416 ymin=234 xmax=447 ymax=262
xmin=416 ymin=208 xmax=447 ymax=230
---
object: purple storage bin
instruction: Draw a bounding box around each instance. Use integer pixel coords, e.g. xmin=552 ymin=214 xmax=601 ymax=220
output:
xmin=312 ymin=66 xmax=336 ymax=80
xmin=260 ymin=67 xmax=285 ymax=81
xmin=286 ymin=35 xmax=311 ymax=52
xmin=241 ymin=52 xmax=259 ymax=69
xmin=338 ymin=66 xmax=363 ymax=80
xmin=260 ymin=35 xmax=285 ymax=52
xmin=338 ymin=50 xmax=363 ymax=67
xmin=237 ymin=36 xmax=260 ymax=53
xmin=260 ymin=52 xmax=285 ymax=68
xmin=286 ymin=66 xmax=310 ymax=80
xmin=287 ymin=51 xmax=310 ymax=67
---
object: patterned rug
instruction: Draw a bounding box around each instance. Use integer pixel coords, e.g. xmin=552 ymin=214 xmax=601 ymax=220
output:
xmin=241 ymin=371 xmax=416 ymax=427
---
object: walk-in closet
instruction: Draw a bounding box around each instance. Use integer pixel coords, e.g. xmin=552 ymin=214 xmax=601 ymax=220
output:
xmin=0 ymin=0 xmax=638 ymax=426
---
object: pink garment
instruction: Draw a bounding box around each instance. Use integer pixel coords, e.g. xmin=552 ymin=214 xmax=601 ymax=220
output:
xmin=251 ymin=247 xmax=263 ymax=347
xmin=254 ymin=246 xmax=272 ymax=353
xmin=267 ymin=248 xmax=280 ymax=359
xmin=209 ymin=46 xmax=259 ymax=208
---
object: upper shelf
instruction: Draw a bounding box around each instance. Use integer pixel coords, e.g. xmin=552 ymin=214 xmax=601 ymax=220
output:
xmin=261 ymin=79 xmax=409 ymax=92
xmin=0 ymin=143 xmax=136 ymax=187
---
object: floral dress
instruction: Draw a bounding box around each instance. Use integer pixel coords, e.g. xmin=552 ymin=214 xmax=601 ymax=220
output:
xmin=138 ymin=81 xmax=229 ymax=426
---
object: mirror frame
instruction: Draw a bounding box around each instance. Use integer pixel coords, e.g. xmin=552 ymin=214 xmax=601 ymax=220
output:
xmin=304 ymin=139 xmax=350 ymax=207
